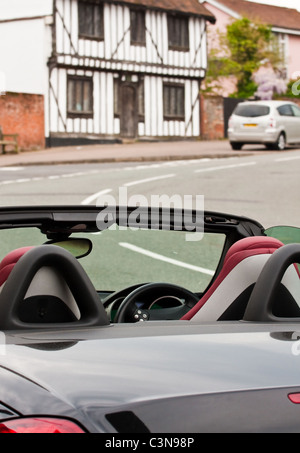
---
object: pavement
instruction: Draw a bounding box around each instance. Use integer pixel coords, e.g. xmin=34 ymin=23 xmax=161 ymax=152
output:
xmin=0 ymin=139 xmax=267 ymax=167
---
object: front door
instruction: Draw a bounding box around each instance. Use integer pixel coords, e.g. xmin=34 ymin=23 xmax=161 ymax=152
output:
xmin=120 ymin=83 xmax=138 ymax=139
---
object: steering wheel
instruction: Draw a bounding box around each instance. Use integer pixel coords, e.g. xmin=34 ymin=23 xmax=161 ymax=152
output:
xmin=244 ymin=243 xmax=300 ymax=322
xmin=0 ymin=245 xmax=109 ymax=330
xmin=113 ymin=282 xmax=199 ymax=323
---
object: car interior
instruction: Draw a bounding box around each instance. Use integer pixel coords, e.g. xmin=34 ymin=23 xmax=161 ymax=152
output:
xmin=0 ymin=207 xmax=299 ymax=330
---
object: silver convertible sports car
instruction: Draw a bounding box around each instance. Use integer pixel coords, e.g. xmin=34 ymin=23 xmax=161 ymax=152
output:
xmin=0 ymin=205 xmax=299 ymax=434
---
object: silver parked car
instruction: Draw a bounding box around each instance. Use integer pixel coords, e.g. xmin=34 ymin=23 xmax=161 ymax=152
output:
xmin=228 ymin=100 xmax=300 ymax=151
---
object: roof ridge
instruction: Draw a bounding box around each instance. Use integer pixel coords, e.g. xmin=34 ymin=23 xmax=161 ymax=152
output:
xmin=216 ymin=0 xmax=299 ymax=12
xmin=207 ymin=0 xmax=300 ymax=31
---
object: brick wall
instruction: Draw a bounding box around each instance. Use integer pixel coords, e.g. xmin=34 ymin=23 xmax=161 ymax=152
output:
xmin=200 ymin=94 xmax=224 ymax=140
xmin=0 ymin=92 xmax=45 ymax=151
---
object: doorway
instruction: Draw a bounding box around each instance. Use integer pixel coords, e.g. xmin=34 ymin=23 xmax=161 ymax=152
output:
xmin=120 ymin=82 xmax=138 ymax=139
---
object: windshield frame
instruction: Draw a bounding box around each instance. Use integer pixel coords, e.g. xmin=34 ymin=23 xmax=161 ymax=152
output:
xmin=0 ymin=206 xmax=265 ymax=293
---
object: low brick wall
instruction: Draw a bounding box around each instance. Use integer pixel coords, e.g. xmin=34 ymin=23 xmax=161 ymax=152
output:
xmin=0 ymin=92 xmax=45 ymax=151
xmin=200 ymin=94 xmax=224 ymax=140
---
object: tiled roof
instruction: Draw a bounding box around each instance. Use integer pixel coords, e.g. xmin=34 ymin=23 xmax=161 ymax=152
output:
xmin=109 ymin=0 xmax=216 ymax=22
xmin=214 ymin=0 xmax=300 ymax=31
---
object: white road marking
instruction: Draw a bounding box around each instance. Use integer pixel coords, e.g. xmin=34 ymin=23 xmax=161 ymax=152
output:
xmin=121 ymin=159 xmax=212 ymax=172
xmin=275 ymin=156 xmax=300 ymax=162
xmin=81 ymin=174 xmax=176 ymax=205
xmin=0 ymin=169 xmax=101 ymax=187
xmin=81 ymin=189 xmax=112 ymax=205
xmin=123 ymin=174 xmax=176 ymax=187
xmin=119 ymin=242 xmax=214 ymax=275
xmin=194 ymin=162 xmax=256 ymax=173
xmin=15 ymin=178 xmax=31 ymax=183
xmin=0 ymin=167 xmax=24 ymax=171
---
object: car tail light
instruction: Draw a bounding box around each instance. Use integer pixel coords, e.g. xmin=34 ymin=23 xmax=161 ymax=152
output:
xmin=0 ymin=417 xmax=86 ymax=433
xmin=269 ymin=118 xmax=276 ymax=128
xmin=288 ymin=393 xmax=300 ymax=404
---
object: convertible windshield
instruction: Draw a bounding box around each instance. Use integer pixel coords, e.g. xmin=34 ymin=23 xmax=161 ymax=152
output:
xmin=0 ymin=226 xmax=225 ymax=293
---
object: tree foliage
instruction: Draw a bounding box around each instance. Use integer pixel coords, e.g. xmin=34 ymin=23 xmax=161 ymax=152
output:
xmin=253 ymin=67 xmax=287 ymax=100
xmin=283 ymin=78 xmax=300 ymax=99
xmin=206 ymin=17 xmax=283 ymax=98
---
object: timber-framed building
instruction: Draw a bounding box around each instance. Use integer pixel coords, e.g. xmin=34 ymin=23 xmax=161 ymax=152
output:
xmin=0 ymin=0 xmax=215 ymax=148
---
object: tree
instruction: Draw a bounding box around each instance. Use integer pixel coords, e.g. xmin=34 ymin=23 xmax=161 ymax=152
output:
xmin=206 ymin=17 xmax=283 ymax=98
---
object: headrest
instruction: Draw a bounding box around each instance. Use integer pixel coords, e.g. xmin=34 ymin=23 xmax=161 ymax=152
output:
xmin=223 ymin=236 xmax=284 ymax=276
xmin=0 ymin=246 xmax=34 ymax=286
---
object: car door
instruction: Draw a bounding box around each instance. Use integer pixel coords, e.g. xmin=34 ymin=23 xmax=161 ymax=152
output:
xmin=291 ymin=104 xmax=300 ymax=142
xmin=277 ymin=104 xmax=296 ymax=143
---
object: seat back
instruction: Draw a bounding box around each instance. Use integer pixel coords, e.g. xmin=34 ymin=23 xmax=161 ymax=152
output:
xmin=182 ymin=236 xmax=300 ymax=322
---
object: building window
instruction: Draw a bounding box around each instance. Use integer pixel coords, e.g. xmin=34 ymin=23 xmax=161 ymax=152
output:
xmin=163 ymin=83 xmax=185 ymax=121
xmin=67 ymin=76 xmax=93 ymax=118
xmin=167 ymin=14 xmax=189 ymax=51
xmin=273 ymin=32 xmax=288 ymax=79
xmin=130 ymin=9 xmax=146 ymax=46
xmin=78 ymin=1 xmax=104 ymax=40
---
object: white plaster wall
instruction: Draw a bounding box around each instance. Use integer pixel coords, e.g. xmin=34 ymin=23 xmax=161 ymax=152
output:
xmin=0 ymin=17 xmax=52 ymax=94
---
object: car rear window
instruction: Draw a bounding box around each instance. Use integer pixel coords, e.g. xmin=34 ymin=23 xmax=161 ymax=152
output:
xmin=234 ymin=104 xmax=270 ymax=117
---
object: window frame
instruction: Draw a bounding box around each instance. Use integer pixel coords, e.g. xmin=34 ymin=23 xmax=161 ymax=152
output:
xmin=67 ymin=75 xmax=94 ymax=119
xmin=78 ymin=0 xmax=104 ymax=41
xmin=130 ymin=9 xmax=146 ymax=46
xmin=163 ymin=83 xmax=185 ymax=121
xmin=167 ymin=14 xmax=190 ymax=52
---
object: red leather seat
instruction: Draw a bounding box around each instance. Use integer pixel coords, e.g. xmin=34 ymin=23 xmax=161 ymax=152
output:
xmin=182 ymin=236 xmax=300 ymax=322
xmin=0 ymin=247 xmax=34 ymax=287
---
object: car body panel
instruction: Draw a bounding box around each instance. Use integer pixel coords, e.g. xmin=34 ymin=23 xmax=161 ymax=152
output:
xmin=1 ymin=323 xmax=300 ymax=432
xmin=228 ymin=100 xmax=300 ymax=147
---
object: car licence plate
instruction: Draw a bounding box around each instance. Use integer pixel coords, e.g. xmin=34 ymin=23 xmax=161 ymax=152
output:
xmin=243 ymin=124 xmax=257 ymax=127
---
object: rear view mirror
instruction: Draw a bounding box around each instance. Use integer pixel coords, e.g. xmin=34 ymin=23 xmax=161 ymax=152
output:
xmin=45 ymin=238 xmax=92 ymax=259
